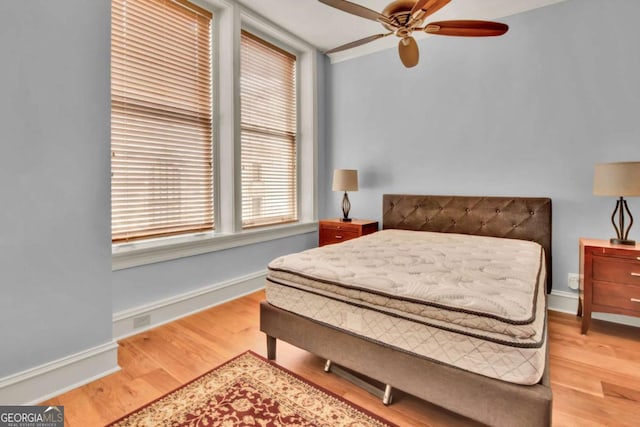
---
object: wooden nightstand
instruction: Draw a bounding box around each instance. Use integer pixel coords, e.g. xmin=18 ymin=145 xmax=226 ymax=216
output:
xmin=578 ymin=238 xmax=640 ymax=334
xmin=318 ymin=219 xmax=378 ymax=247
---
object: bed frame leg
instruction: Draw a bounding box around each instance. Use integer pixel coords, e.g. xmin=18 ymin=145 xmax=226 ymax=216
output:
xmin=266 ymin=335 xmax=276 ymax=360
xmin=382 ymin=384 xmax=393 ymax=405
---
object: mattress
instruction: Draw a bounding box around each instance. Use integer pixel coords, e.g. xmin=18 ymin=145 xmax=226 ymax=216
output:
xmin=266 ymin=229 xmax=547 ymax=385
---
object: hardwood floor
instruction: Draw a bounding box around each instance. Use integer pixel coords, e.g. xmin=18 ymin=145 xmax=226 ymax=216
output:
xmin=43 ymin=291 xmax=640 ymax=426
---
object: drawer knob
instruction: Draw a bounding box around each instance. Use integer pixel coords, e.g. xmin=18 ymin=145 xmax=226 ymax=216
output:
xmin=631 ymin=298 xmax=640 ymax=303
xmin=335 ymin=235 xmax=343 ymax=239
xmin=632 ymin=272 xmax=640 ymax=277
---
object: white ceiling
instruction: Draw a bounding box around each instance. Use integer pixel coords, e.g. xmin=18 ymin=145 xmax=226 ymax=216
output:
xmin=237 ymin=0 xmax=567 ymax=63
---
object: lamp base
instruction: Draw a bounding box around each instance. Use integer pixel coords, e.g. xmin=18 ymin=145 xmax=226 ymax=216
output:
xmin=610 ymin=238 xmax=636 ymax=246
xmin=341 ymin=192 xmax=352 ymax=223
xmin=609 ymin=197 xmax=635 ymax=246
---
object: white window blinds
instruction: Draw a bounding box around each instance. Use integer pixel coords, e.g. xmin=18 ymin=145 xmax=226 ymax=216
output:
xmin=240 ymin=31 xmax=298 ymax=229
xmin=111 ymin=0 xmax=213 ymax=242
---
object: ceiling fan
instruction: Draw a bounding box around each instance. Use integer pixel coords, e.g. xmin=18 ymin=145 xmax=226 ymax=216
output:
xmin=319 ymin=0 xmax=509 ymax=68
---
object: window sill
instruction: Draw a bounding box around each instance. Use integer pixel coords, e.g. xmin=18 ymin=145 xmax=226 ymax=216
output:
xmin=112 ymin=221 xmax=318 ymax=271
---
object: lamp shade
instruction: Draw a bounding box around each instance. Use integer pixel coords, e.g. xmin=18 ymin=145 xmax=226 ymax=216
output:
xmin=332 ymin=169 xmax=358 ymax=192
xmin=593 ymin=162 xmax=640 ymax=196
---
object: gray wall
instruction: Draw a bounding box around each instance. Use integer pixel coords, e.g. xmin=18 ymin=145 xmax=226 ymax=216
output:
xmin=324 ymin=0 xmax=640 ymax=292
xmin=0 ymin=0 xmax=112 ymax=376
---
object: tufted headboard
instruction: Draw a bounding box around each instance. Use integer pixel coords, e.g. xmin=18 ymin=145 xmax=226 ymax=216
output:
xmin=383 ymin=194 xmax=552 ymax=293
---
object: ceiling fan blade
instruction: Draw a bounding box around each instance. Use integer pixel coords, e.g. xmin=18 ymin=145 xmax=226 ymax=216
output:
xmin=424 ymin=20 xmax=509 ymax=37
xmin=411 ymin=0 xmax=451 ymax=19
xmin=398 ymin=37 xmax=419 ymax=68
xmin=319 ymin=0 xmax=390 ymax=24
xmin=325 ymin=33 xmax=392 ymax=54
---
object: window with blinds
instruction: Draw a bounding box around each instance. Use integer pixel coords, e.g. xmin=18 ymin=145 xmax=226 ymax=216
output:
xmin=240 ymin=31 xmax=298 ymax=229
xmin=111 ymin=0 xmax=213 ymax=243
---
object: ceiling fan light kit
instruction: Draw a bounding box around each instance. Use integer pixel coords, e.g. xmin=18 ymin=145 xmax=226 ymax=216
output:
xmin=319 ymin=0 xmax=509 ymax=68
xmin=399 ymin=36 xmax=419 ymax=68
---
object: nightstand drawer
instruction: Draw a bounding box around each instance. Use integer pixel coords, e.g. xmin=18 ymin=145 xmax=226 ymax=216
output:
xmin=320 ymin=229 xmax=359 ymax=246
xmin=600 ymin=247 xmax=640 ymax=260
xmin=318 ymin=219 xmax=378 ymax=247
xmin=593 ymin=281 xmax=640 ymax=313
xmin=592 ymin=256 xmax=640 ymax=285
xmin=320 ymin=222 xmax=360 ymax=233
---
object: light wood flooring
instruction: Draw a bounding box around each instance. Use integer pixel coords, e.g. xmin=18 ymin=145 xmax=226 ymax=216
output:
xmin=43 ymin=291 xmax=640 ymax=426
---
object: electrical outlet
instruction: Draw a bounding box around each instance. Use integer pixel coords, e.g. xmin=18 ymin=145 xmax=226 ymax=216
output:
xmin=568 ymin=273 xmax=580 ymax=290
xmin=133 ymin=314 xmax=151 ymax=329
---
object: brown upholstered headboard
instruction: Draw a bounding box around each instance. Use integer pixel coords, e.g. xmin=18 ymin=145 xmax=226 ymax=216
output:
xmin=383 ymin=194 xmax=552 ymax=293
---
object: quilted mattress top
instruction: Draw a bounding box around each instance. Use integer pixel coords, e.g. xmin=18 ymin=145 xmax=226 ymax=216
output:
xmin=268 ymin=229 xmax=546 ymax=340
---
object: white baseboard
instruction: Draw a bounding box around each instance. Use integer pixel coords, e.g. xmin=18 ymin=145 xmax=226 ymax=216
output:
xmin=548 ymin=290 xmax=579 ymax=314
xmin=0 ymin=271 xmax=266 ymax=406
xmin=0 ymin=341 xmax=120 ymax=405
xmin=112 ymin=270 xmax=266 ymax=340
xmin=548 ymin=290 xmax=640 ymax=327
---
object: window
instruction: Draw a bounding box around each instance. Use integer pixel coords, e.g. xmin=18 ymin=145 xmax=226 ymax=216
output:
xmin=111 ymin=1 xmax=318 ymax=270
xmin=240 ymin=31 xmax=297 ymax=229
xmin=111 ymin=0 xmax=213 ymax=242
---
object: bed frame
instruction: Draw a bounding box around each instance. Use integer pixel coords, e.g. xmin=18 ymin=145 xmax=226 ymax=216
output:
xmin=260 ymin=195 xmax=553 ymax=426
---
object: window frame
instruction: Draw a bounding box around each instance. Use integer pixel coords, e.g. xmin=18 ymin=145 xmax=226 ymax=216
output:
xmin=112 ymin=0 xmax=318 ymax=271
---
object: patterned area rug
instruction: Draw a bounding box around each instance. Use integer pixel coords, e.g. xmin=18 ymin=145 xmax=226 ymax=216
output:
xmin=108 ymin=351 xmax=397 ymax=426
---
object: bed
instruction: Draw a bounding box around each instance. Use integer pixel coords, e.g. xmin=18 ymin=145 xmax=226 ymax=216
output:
xmin=260 ymin=195 xmax=552 ymax=426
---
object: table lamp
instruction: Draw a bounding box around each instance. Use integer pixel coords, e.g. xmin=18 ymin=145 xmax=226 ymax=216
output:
xmin=593 ymin=161 xmax=640 ymax=245
xmin=332 ymin=169 xmax=358 ymax=222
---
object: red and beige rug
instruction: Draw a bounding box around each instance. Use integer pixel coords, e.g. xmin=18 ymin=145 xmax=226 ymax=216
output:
xmin=108 ymin=351 xmax=397 ymax=426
